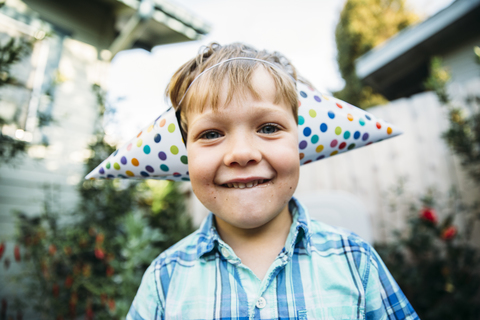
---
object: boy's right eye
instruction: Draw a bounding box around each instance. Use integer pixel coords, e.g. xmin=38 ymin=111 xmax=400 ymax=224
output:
xmin=200 ymin=131 xmax=222 ymax=140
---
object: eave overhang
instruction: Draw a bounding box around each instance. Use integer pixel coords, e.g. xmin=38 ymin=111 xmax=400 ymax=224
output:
xmin=355 ymin=0 xmax=480 ymax=100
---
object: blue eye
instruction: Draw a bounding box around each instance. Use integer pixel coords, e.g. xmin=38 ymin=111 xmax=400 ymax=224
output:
xmin=259 ymin=124 xmax=280 ymax=134
xmin=201 ymin=131 xmax=222 ymax=139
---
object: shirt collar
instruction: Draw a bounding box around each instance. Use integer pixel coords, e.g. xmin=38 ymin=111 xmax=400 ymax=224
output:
xmin=195 ymin=196 xmax=313 ymax=259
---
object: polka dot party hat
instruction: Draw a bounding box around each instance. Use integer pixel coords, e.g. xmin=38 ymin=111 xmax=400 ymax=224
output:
xmin=296 ymin=81 xmax=402 ymax=165
xmin=85 ymin=106 xmax=190 ymax=181
xmin=85 ymin=81 xmax=402 ymax=180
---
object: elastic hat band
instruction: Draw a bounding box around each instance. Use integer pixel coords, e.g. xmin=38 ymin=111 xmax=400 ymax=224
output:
xmin=177 ymin=57 xmax=297 ymax=107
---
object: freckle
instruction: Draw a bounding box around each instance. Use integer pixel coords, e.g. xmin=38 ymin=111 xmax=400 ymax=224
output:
xmin=290 ymin=187 xmax=292 ymax=189
xmin=214 ymin=197 xmax=216 ymax=199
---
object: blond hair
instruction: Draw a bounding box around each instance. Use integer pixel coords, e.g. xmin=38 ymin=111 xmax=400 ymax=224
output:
xmin=166 ymin=43 xmax=300 ymax=134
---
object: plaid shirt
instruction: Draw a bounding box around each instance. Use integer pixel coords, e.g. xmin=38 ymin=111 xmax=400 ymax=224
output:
xmin=127 ymin=197 xmax=418 ymax=320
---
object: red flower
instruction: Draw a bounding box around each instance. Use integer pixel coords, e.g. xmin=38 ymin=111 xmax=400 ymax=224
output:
xmin=100 ymin=293 xmax=107 ymax=305
xmin=86 ymin=307 xmax=94 ymax=320
xmin=108 ymin=298 xmax=116 ymax=312
xmin=95 ymin=247 xmax=105 ymax=260
xmin=86 ymin=300 xmax=94 ymax=320
xmin=442 ymin=226 xmax=457 ymax=240
xmin=49 ymin=244 xmax=57 ymax=256
xmin=420 ymin=207 xmax=438 ymax=224
xmin=106 ymin=265 xmax=114 ymax=277
xmin=14 ymin=245 xmax=21 ymax=262
xmin=52 ymin=283 xmax=59 ymax=297
xmin=64 ymin=275 xmax=73 ymax=288
xmin=96 ymin=233 xmax=105 ymax=245
xmin=69 ymin=292 xmax=77 ymax=318
xmin=69 ymin=292 xmax=78 ymax=306
xmin=0 ymin=242 xmax=5 ymax=260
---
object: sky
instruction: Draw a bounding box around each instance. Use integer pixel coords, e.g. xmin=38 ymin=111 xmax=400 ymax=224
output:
xmin=105 ymin=0 xmax=455 ymax=143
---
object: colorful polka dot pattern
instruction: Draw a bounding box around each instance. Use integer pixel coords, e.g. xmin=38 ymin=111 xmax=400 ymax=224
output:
xmin=85 ymin=106 xmax=189 ymax=181
xmin=86 ymin=82 xmax=402 ymax=181
xmin=296 ymin=81 xmax=402 ymax=166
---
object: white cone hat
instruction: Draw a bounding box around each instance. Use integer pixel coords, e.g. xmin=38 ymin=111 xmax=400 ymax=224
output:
xmin=296 ymin=81 xmax=401 ymax=164
xmin=85 ymin=106 xmax=190 ymax=181
xmin=85 ymin=82 xmax=402 ymax=180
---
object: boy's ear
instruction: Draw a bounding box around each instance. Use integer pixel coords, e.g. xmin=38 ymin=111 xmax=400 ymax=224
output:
xmin=85 ymin=82 xmax=403 ymax=180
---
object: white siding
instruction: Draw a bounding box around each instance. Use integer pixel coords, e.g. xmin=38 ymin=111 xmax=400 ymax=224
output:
xmin=442 ymin=35 xmax=480 ymax=85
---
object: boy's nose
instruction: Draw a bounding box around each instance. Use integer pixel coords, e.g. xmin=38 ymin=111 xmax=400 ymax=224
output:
xmin=223 ymin=134 xmax=262 ymax=167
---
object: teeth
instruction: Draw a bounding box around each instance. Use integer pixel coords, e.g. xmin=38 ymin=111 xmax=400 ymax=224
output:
xmin=224 ymin=179 xmax=269 ymax=188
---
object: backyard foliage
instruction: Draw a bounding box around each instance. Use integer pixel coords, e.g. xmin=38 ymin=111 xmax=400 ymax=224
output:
xmin=1 ymin=80 xmax=194 ymax=318
xmin=424 ymin=54 xmax=480 ymax=183
xmin=375 ymin=186 xmax=480 ymax=320
xmin=334 ymin=0 xmax=418 ymax=108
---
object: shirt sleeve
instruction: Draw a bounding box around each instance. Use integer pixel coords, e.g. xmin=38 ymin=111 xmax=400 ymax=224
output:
xmin=364 ymin=246 xmax=419 ymax=320
xmin=127 ymin=262 xmax=164 ymax=320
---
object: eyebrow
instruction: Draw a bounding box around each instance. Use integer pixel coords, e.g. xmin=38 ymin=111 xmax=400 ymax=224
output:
xmin=187 ymin=104 xmax=291 ymax=135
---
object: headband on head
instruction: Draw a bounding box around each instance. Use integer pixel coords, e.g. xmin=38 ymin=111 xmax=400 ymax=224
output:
xmin=177 ymin=57 xmax=297 ymax=107
xmin=85 ymin=59 xmax=402 ymax=181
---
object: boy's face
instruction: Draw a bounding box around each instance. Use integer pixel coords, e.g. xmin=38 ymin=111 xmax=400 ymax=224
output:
xmin=186 ymin=67 xmax=300 ymax=230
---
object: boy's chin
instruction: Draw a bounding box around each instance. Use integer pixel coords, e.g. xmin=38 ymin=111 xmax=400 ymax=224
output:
xmin=211 ymin=201 xmax=291 ymax=231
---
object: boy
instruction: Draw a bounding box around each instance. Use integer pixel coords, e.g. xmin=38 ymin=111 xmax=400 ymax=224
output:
xmin=127 ymin=43 xmax=418 ymax=319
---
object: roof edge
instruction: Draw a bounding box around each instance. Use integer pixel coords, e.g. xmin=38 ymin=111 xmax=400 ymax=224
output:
xmin=356 ymin=0 xmax=480 ymax=79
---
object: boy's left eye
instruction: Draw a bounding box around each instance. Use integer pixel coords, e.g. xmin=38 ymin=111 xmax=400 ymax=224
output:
xmin=200 ymin=131 xmax=222 ymax=140
xmin=258 ymin=123 xmax=281 ymax=134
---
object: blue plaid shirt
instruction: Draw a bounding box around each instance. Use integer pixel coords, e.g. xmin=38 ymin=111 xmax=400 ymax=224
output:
xmin=127 ymin=197 xmax=418 ymax=319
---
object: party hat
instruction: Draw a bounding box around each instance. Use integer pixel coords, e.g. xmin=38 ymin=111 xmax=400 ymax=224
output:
xmin=296 ymin=81 xmax=402 ymax=165
xmin=85 ymin=106 xmax=190 ymax=181
xmin=85 ymin=82 xmax=402 ymax=180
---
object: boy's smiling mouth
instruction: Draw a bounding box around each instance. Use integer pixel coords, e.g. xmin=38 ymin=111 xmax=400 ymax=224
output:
xmin=218 ymin=176 xmax=274 ymax=189
xmin=221 ymin=179 xmax=272 ymax=189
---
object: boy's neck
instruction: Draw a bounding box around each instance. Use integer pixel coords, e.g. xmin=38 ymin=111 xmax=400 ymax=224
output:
xmin=214 ymin=204 xmax=292 ymax=281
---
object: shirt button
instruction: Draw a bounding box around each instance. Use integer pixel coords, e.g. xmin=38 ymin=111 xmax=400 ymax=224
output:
xmin=256 ymin=297 xmax=266 ymax=309
xmin=221 ymin=247 xmax=230 ymax=258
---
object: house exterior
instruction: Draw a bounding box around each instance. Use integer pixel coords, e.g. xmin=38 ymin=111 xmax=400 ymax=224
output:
xmin=356 ymin=0 xmax=480 ymax=100
xmin=0 ymin=0 xmax=209 ymax=316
